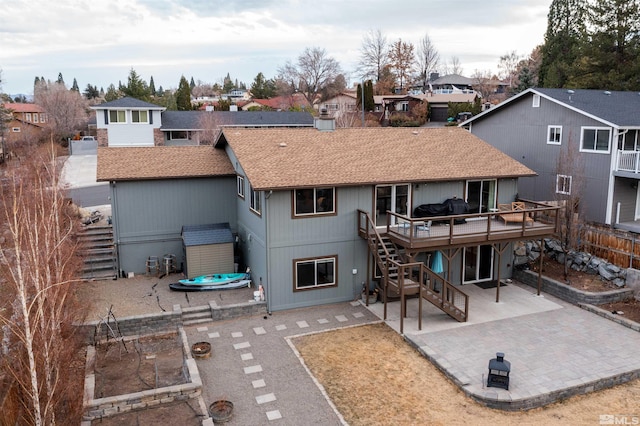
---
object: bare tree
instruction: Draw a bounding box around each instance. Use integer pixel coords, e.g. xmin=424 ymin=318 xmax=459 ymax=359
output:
xmin=197 ymin=111 xmax=231 ymax=145
xmin=0 ymin=143 xmax=85 ymax=424
xmin=416 ymin=33 xmax=440 ymax=91
xmin=553 ymin=132 xmax=586 ymax=279
xmin=35 ymin=81 xmax=89 ymax=142
xmin=498 ymin=50 xmax=521 ymax=88
xmin=357 ymin=29 xmax=390 ymax=82
xmin=388 ymin=39 xmax=415 ymax=92
xmin=470 ymin=69 xmax=496 ymax=101
xmin=443 ymin=56 xmax=464 ymax=75
xmin=278 ymin=47 xmax=342 ymax=107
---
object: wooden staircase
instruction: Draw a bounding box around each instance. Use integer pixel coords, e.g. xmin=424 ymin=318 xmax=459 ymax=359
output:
xmin=358 ymin=209 xmax=468 ymax=333
xmin=78 ymin=224 xmax=118 ymax=280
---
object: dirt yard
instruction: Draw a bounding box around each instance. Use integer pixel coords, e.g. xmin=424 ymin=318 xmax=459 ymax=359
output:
xmin=530 ymin=255 xmax=640 ymax=323
xmin=93 ymin=333 xmax=186 ymax=398
xmin=294 ymin=323 xmax=640 ymax=426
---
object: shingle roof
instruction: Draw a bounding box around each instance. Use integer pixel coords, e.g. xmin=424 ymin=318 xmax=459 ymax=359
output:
xmin=2 ymin=103 xmax=44 ymax=113
xmin=182 ymin=223 xmax=233 ymax=246
xmin=96 ymin=146 xmax=234 ymax=181
xmin=534 ymin=88 xmax=640 ymax=127
xmin=219 ymin=127 xmax=535 ymax=190
xmin=91 ymin=97 xmax=165 ymax=110
xmin=160 ymin=111 xmax=314 ymax=130
xmin=431 ymin=74 xmax=474 ymax=86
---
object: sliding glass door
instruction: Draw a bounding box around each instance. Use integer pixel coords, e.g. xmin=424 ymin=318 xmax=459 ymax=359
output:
xmin=375 ymin=184 xmax=410 ymax=227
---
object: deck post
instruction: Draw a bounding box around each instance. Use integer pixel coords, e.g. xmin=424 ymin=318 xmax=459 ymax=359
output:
xmin=537 ymin=238 xmax=544 ymax=296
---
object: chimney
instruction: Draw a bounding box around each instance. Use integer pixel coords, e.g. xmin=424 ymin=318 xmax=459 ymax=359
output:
xmin=314 ymin=108 xmax=335 ymax=132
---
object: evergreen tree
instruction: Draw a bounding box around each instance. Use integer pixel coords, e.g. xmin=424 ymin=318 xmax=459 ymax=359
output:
xmin=364 ymin=80 xmax=375 ymax=112
xmin=149 ymin=76 xmax=156 ymax=97
xmin=223 ymin=73 xmax=234 ymax=93
xmin=190 ymin=76 xmax=196 ymax=90
xmin=121 ymin=68 xmax=151 ymax=101
xmin=157 ymin=85 xmax=164 ymax=95
xmin=83 ymin=84 xmax=100 ymax=99
xmin=539 ymin=0 xmax=587 ymax=87
xmin=217 ymin=98 xmax=231 ymax=111
xmin=57 ymin=72 xmax=65 ymax=85
xmin=104 ymin=84 xmax=120 ymax=101
xmin=71 ymin=78 xmax=79 ymax=92
xmin=175 ymin=75 xmax=192 ymax=111
xmin=250 ymin=72 xmax=276 ymax=98
xmin=356 ymin=83 xmax=363 ymax=109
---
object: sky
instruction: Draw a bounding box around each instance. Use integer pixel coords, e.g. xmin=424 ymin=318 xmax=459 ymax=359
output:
xmin=0 ymin=0 xmax=552 ymax=96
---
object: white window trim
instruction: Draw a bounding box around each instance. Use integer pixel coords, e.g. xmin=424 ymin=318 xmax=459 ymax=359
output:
xmin=109 ymin=109 xmax=127 ymax=124
xmin=556 ymin=174 xmax=572 ymax=195
xmin=25 ymin=113 xmax=31 ymax=122
xmin=250 ymin=186 xmax=262 ymax=216
xmin=579 ymin=126 xmax=611 ymax=154
xmin=294 ymin=256 xmax=337 ymax=290
xmin=532 ymin=94 xmax=540 ymax=108
xmin=131 ymin=110 xmax=149 ymax=124
xmin=12 ymin=127 xmax=20 ymax=132
xmin=547 ymin=125 xmax=562 ymax=145
xmin=237 ymin=175 xmax=245 ymax=198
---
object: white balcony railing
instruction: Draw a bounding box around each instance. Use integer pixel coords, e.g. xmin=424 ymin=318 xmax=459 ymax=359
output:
xmin=617 ymin=150 xmax=640 ymax=173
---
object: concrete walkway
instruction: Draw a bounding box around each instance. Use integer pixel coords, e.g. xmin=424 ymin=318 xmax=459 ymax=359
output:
xmin=367 ymin=282 xmax=640 ymax=410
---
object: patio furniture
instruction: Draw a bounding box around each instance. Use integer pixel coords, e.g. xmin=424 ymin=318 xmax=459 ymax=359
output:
xmin=497 ymin=202 xmax=533 ymax=226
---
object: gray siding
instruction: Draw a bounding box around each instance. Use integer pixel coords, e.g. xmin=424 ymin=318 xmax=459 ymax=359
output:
xmin=112 ymin=177 xmax=236 ymax=274
xmin=470 ymin=94 xmax=612 ymax=223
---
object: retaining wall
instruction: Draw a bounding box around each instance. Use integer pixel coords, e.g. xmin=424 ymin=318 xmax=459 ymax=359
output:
xmin=513 ymin=269 xmax=634 ymax=305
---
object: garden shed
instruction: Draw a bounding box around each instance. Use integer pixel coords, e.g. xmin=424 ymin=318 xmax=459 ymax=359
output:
xmin=182 ymin=223 xmax=235 ymax=278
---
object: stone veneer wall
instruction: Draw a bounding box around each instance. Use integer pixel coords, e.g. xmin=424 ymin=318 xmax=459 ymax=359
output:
xmin=82 ymin=328 xmax=204 ymax=421
xmin=153 ymin=128 xmax=165 ymax=146
xmin=513 ymin=269 xmax=634 ymax=305
xmin=96 ymin=129 xmax=108 ymax=147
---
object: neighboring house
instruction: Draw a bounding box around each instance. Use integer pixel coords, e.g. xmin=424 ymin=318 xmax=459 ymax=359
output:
xmin=462 ymin=87 xmax=640 ymax=231
xmin=98 ymin=120 xmax=556 ymax=314
xmin=430 ymin=74 xmax=475 ymax=93
xmin=91 ymin=97 xmax=314 ymax=147
xmin=319 ymin=92 xmax=357 ymax=117
xmin=241 ymin=93 xmax=311 ymax=111
xmin=91 ymin=97 xmax=165 ymax=147
xmin=413 ymin=92 xmax=480 ymax=122
xmin=1 ymin=102 xmax=48 ymax=145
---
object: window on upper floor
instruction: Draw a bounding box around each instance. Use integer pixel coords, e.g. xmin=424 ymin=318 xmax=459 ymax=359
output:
xmin=580 ymin=127 xmax=611 ymax=153
xmin=109 ymin=110 xmax=126 ymax=123
xmin=131 ymin=110 xmax=148 ymax=123
xmin=556 ymin=174 xmax=572 ymax=195
xmin=237 ymin=175 xmax=245 ymax=199
xmin=532 ymin=94 xmax=540 ymax=107
xmin=25 ymin=113 xmax=31 ymax=122
xmin=293 ymin=187 xmax=335 ymax=217
xmin=250 ymin=186 xmax=262 ymax=216
xmin=547 ymin=125 xmax=562 ymax=145
xmin=293 ymin=255 xmax=337 ymax=291
xmin=40 ymin=113 xmax=46 ymax=123
xmin=32 ymin=113 xmax=38 ymax=123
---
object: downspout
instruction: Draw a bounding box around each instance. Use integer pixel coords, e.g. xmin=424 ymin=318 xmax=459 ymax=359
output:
xmin=265 ymin=190 xmax=272 ymax=314
xmin=111 ymin=181 xmax=121 ymax=278
xmin=606 ymin=128 xmax=626 ymax=225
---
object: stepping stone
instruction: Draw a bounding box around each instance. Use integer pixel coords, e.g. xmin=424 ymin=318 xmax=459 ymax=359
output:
xmin=231 ymin=331 xmax=243 ymax=338
xmin=233 ymin=341 xmax=251 ymax=350
xmin=208 ymin=332 xmax=220 ymax=339
xmin=296 ymin=320 xmax=309 ymax=328
xmin=241 ymin=353 xmax=254 ymax=361
xmin=353 ymin=312 xmax=365 ymax=318
xmin=335 ymin=315 xmax=348 ymax=322
xmin=197 ymin=326 xmax=208 ymax=332
xmin=275 ymin=324 xmax=287 ymax=331
xmin=252 ymin=379 xmax=266 ymax=389
xmin=244 ymin=365 xmax=263 ymax=374
xmin=253 ymin=327 xmax=266 ymax=335
xmin=256 ymin=393 xmax=276 ymax=404
xmin=266 ymin=410 xmax=282 ymax=420
xmin=317 ymin=318 xmax=329 ymax=324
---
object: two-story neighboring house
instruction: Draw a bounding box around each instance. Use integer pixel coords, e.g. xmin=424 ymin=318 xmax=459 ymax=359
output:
xmin=462 ymin=88 xmax=640 ymax=232
xmin=2 ymin=102 xmax=48 ymax=146
xmin=91 ymin=97 xmax=315 ymax=147
xmin=98 ymin=119 xmax=556 ymax=316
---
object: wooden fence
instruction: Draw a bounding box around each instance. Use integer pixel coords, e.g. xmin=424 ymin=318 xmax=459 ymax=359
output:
xmin=579 ymin=223 xmax=640 ymax=269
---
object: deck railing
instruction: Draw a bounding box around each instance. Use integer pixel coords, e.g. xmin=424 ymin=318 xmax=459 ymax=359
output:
xmin=617 ymin=150 xmax=640 ymax=173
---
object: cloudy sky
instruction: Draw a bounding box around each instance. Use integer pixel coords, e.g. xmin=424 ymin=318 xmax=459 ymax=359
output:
xmin=0 ymin=0 xmax=551 ymax=96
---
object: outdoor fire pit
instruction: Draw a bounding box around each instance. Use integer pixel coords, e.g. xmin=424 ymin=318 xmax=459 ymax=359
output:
xmin=191 ymin=341 xmax=212 ymax=359
xmin=487 ymin=352 xmax=511 ymax=390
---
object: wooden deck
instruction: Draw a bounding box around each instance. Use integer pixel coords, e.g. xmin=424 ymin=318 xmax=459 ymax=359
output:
xmin=358 ymin=203 xmax=560 ymax=252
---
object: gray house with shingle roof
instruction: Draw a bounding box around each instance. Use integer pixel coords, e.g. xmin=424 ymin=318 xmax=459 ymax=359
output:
xmin=98 ymin=121 xmax=551 ymax=313
xmin=463 ymin=87 xmax=640 ymax=231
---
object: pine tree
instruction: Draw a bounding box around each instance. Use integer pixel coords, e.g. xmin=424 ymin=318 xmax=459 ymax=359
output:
xmin=149 ymin=76 xmax=156 ymax=97
xmin=189 ymin=76 xmax=195 ymax=90
xmin=71 ymin=78 xmax=79 ymax=92
xmin=57 ymin=72 xmax=65 ymax=85
xmin=176 ymin=75 xmax=192 ymax=111
xmin=364 ymin=80 xmax=375 ymax=112
xmin=121 ymin=68 xmax=151 ymax=101
xmin=539 ymin=0 xmax=587 ymax=87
